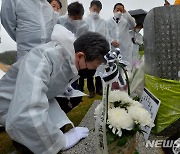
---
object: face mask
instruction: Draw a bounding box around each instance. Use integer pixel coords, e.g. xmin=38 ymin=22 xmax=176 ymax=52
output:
xmin=78 ymin=68 xmax=89 ymax=79
xmin=135 ymin=28 xmax=141 ymax=33
xmin=90 ymin=12 xmax=100 ymax=19
xmin=69 ymin=19 xmax=82 ymax=27
xmin=114 ymin=12 xmax=122 ymax=19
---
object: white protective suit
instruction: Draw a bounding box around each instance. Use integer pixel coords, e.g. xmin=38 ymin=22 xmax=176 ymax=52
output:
xmin=84 ymin=15 xmax=109 ymax=76
xmin=106 ymin=12 xmax=136 ymax=71
xmin=129 ymin=30 xmax=143 ymax=68
xmin=0 ymin=25 xmax=79 ymax=153
xmin=84 ymin=15 xmax=109 ymax=41
xmin=57 ymin=15 xmax=89 ymax=38
xmin=1 ymin=0 xmax=58 ymax=59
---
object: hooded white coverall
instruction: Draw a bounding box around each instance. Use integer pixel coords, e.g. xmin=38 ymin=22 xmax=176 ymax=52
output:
xmin=84 ymin=15 xmax=109 ymax=76
xmin=57 ymin=15 xmax=89 ymax=38
xmin=1 ymin=0 xmax=58 ymax=59
xmin=129 ymin=30 xmax=143 ymax=69
xmin=84 ymin=15 xmax=109 ymax=41
xmin=0 ymin=25 xmax=77 ymax=154
xmin=106 ymin=12 xmax=136 ymax=71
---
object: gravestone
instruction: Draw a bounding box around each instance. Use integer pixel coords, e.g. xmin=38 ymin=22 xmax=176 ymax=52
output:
xmin=144 ymin=5 xmax=180 ymax=80
xmin=143 ymin=5 xmax=180 ymax=134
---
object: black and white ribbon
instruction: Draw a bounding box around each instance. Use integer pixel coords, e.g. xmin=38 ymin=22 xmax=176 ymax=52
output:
xmin=102 ymin=48 xmax=127 ymax=85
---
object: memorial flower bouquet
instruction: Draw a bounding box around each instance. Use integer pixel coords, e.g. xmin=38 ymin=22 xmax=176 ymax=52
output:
xmin=95 ymin=89 xmax=155 ymax=154
xmin=94 ymin=48 xmax=154 ymax=154
xmin=107 ymin=90 xmax=154 ymax=140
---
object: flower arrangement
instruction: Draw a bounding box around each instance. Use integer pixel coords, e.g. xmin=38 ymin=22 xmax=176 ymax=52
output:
xmin=95 ymin=90 xmax=154 ymax=153
xmin=95 ymin=48 xmax=155 ymax=154
xmin=107 ymin=90 xmax=154 ymax=135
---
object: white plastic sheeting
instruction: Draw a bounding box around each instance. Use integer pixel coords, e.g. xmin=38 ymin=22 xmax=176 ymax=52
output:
xmin=0 ymin=69 xmax=5 ymax=79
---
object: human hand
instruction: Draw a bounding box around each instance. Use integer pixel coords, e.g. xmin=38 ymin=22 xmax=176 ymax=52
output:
xmin=122 ymin=8 xmax=126 ymax=13
xmin=62 ymin=127 xmax=89 ymax=150
xmin=132 ymin=37 xmax=136 ymax=44
xmin=111 ymin=40 xmax=120 ymax=47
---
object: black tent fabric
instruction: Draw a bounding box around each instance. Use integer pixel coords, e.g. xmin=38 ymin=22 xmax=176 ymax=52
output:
xmin=128 ymin=9 xmax=147 ymax=25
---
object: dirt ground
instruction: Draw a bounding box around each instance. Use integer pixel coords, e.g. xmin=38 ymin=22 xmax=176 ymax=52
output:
xmin=0 ymin=62 xmax=10 ymax=72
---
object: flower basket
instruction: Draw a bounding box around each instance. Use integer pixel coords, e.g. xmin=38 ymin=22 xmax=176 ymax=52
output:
xmin=94 ymin=49 xmax=154 ymax=154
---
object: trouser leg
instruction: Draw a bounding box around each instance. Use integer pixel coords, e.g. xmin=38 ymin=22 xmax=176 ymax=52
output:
xmin=95 ymin=76 xmax=102 ymax=92
xmin=78 ymin=77 xmax=84 ymax=92
xmin=87 ymin=70 xmax=96 ymax=92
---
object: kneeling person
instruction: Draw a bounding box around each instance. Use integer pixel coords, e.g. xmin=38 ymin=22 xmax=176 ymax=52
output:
xmin=0 ymin=25 xmax=109 ymax=153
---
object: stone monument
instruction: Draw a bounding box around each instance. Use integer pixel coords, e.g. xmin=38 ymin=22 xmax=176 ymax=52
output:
xmin=144 ymin=5 xmax=180 ymax=80
xmin=143 ymin=5 xmax=180 ymax=134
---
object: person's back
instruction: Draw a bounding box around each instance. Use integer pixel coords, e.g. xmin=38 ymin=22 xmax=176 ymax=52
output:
xmin=0 ymin=24 xmax=110 ymax=153
xmin=1 ymin=0 xmax=58 ymax=59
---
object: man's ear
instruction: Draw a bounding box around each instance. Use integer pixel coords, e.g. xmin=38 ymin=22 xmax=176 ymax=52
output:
xmin=76 ymin=52 xmax=85 ymax=59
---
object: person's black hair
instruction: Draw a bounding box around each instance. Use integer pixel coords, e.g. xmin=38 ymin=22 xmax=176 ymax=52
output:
xmin=47 ymin=0 xmax=62 ymax=8
xmin=74 ymin=32 xmax=110 ymax=62
xmin=113 ymin=3 xmax=124 ymax=11
xmin=90 ymin=0 xmax=102 ymax=10
xmin=68 ymin=1 xmax=84 ymax=16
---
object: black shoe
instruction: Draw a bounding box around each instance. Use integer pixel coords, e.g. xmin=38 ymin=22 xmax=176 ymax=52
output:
xmin=89 ymin=91 xmax=95 ymax=98
xmin=12 ymin=141 xmax=33 ymax=154
xmin=96 ymin=90 xmax=102 ymax=96
xmin=0 ymin=126 xmax=5 ymax=132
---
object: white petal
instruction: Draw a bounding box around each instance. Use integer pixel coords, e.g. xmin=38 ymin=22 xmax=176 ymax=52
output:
xmin=117 ymin=129 xmax=122 ymax=137
xmin=112 ymin=127 xmax=116 ymax=134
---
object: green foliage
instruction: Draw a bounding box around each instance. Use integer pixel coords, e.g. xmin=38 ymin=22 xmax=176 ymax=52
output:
xmin=117 ymin=136 xmax=127 ymax=147
xmin=134 ymin=149 xmax=139 ymax=154
xmin=138 ymin=50 xmax=144 ymax=59
xmin=113 ymin=101 xmax=121 ymax=108
xmin=106 ymin=129 xmax=118 ymax=145
xmin=133 ymin=96 xmax=140 ymax=101
xmin=0 ymin=51 xmax=17 ymax=65
xmin=139 ymin=44 xmax=144 ymax=51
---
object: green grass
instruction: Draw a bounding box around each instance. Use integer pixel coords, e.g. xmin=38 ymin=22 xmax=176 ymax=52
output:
xmin=0 ymin=81 xmax=102 ymax=153
xmin=67 ymin=81 xmax=102 ymax=127
xmin=0 ymin=51 xmax=17 ymax=65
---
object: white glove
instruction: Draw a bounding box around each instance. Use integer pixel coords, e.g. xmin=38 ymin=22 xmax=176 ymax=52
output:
xmin=62 ymin=127 xmax=89 ymax=150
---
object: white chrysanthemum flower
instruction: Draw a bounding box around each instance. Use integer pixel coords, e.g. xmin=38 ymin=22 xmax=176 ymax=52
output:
xmin=128 ymin=106 xmax=155 ymax=127
xmin=94 ymin=102 xmax=103 ymax=118
xmin=130 ymin=100 xmax=143 ymax=107
xmin=108 ymin=90 xmax=122 ymax=103
xmin=109 ymin=90 xmax=132 ymax=104
xmin=107 ymin=108 xmax=134 ymax=136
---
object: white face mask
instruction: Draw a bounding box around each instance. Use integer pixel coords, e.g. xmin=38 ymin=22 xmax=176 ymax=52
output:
xmin=69 ymin=19 xmax=82 ymax=27
xmin=135 ymin=28 xmax=141 ymax=33
xmin=114 ymin=12 xmax=122 ymax=19
xmin=90 ymin=12 xmax=100 ymax=19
